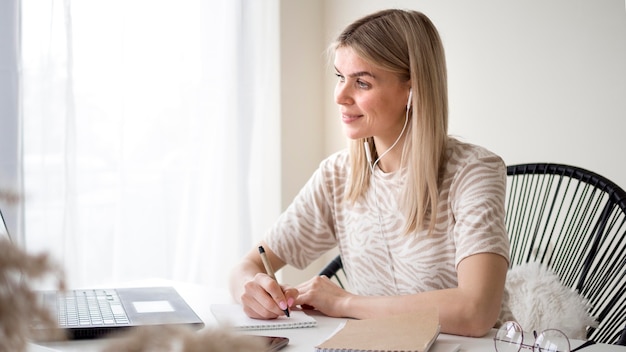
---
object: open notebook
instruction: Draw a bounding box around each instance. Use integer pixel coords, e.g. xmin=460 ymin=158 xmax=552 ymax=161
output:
xmin=211 ymin=303 xmax=317 ymax=330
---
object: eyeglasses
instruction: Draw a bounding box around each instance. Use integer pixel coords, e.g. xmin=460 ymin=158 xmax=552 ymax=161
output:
xmin=493 ymin=321 xmax=594 ymax=352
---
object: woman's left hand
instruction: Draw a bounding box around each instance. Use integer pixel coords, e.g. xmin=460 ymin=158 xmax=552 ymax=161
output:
xmin=294 ymin=275 xmax=353 ymax=318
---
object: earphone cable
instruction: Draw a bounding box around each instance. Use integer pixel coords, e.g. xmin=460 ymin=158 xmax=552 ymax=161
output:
xmin=363 ymin=106 xmax=410 ymax=293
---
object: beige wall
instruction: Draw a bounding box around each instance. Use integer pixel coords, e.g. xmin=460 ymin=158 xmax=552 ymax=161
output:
xmin=278 ymin=1 xmax=335 ymax=284
xmin=279 ymin=0 xmax=626 ymax=285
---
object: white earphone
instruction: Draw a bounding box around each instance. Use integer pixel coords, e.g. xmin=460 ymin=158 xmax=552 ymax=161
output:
xmin=406 ymin=88 xmax=413 ymax=110
xmin=359 ymin=87 xmax=413 ymax=294
xmin=364 ymin=141 xmax=373 ymax=166
xmin=364 ymin=87 xmax=412 ymax=168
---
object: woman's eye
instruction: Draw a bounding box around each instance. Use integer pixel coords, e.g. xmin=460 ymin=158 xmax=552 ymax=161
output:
xmin=335 ymin=73 xmax=370 ymax=89
xmin=356 ymin=80 xmax=370 ymax=89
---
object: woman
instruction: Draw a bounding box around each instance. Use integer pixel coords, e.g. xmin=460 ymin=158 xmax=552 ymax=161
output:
xmin=229 ymin=9 xmax=512 ymax=337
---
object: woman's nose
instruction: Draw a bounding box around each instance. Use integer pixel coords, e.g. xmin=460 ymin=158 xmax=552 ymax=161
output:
xmin=334 ymin=84 xmax=353 ymax=106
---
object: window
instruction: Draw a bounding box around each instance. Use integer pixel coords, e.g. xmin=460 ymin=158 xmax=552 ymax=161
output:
xmin=19 ymin=0 xmax=280 ymax=288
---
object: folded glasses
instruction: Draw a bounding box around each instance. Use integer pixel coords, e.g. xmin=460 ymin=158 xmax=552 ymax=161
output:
xmin=494 ymin=321 xmax=596 ymax=352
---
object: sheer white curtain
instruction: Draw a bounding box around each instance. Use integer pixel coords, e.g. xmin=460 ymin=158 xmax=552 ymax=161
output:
xmin=20 ymin=0 xmax=280 ymax=289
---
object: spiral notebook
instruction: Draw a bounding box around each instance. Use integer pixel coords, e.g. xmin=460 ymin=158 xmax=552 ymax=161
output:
xmin=210 ymin=304 xmax=317 ymax=330
xmin=315 ymin=307 xmax=440 ymax=352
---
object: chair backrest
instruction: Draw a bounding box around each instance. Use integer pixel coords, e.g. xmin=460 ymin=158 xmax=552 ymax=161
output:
xmin=506 ymin=163 xmax=626 ymax=344
xmin=319 ymin=162 xmax=626 ymax=344
xmin=318 ymin=255 xmax=346 ymax=289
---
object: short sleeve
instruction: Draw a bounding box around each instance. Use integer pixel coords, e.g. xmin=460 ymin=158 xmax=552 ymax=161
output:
xmin=449 ymin=150 xmax=510 ymax=267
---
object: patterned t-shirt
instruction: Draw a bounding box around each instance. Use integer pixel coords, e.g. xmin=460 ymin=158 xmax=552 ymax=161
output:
xmin=265 ymin=137 xmax=513 ymax=323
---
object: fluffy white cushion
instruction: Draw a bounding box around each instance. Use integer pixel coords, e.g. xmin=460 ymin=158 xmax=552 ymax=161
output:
xmin=505 ymin=261 xmax=598 ymax=339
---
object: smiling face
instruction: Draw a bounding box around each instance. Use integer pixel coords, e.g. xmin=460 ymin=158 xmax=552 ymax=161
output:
xmin=334 ymin=46 xmax=411 ymax=146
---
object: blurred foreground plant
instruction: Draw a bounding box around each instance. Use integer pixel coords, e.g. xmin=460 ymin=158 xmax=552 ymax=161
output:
xmin=0 ymin=189 xmax=65 ymax=351
xmin=103 ymin=325 xmax=266 ymax=352
xmin=0 ymin=238 xmax=66 ymax=351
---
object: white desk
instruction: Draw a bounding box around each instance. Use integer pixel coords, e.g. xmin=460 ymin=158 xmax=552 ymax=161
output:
xmin=31 ymin=280 xmax=626 ymax=352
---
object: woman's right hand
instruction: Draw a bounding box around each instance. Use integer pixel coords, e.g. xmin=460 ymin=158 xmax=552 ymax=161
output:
xmin=239 ymin=272 xmax=299 ymax=319
xmin=230 ymin=242 xmax=299 ymax=319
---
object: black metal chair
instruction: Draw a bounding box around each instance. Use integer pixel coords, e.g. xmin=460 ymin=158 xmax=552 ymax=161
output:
xmin=319 ymin=163 xmax=626 ymax=345
xmin=319 ymin=254 xmax=346 ymax=288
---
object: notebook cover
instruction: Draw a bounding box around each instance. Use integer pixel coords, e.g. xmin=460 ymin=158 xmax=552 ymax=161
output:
xmin=315 ymin=307 xmax=440 ymax=352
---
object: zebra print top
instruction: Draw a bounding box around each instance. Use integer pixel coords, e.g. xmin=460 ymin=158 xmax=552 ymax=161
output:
xmin=265 ymin=137 xmax=513 ymax=323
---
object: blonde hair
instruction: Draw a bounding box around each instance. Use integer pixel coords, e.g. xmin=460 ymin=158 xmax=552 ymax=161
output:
xmin=333 ymin=9 xmax=449 ymax=235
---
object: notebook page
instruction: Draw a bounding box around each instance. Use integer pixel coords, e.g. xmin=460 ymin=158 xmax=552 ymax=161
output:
xmin=210 ymin=304 xmax=317 ymax=330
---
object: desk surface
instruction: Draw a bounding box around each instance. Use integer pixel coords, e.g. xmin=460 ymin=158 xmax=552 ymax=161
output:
xmin=32 ymin=280 xmax=626 ymax=352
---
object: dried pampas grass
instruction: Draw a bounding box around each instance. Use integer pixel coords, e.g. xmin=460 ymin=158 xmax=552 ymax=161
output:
xmin=102 ymin=325 xmax=267 ymax=352
xmin=0 ymin=238 xmax=66 ymax=351
xmin=1 ymin=189 xmax=66 ymax=351
xmin=0 ymin=189 xmax=20 ymax=204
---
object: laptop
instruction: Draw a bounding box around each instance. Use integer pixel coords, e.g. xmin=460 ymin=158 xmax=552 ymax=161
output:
xmin=0 ymin=209 xmax=203 ymax=339
xmin=34 ymin=286 xmax=205 ymax=340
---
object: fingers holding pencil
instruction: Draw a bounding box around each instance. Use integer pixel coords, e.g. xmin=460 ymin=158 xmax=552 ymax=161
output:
xmin=234 ymin=242 xmax=298 ymax=319
xmin=258 ymin=246 xmax=296 ymax=318
xmin=241 ymin=273 xmax=297 ymax=319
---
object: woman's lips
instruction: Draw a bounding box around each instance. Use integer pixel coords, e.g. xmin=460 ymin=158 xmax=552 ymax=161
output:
xmin=341 ymin=113 xmax=362 ymax=123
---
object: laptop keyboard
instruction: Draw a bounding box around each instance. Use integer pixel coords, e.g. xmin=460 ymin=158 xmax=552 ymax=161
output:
xmin=55 ymin=289 xmax=130 ymax=327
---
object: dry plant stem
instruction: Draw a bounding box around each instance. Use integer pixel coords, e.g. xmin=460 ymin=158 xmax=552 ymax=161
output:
xmin=0 ymin=238 xmax=66 ymax=352
xmin=102 ymin=325 xmax=266 ymax=352
xmin=0 ymin=190 xmax=20 ymax=204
